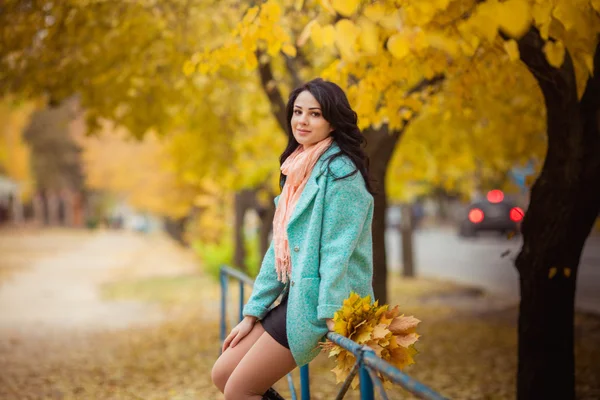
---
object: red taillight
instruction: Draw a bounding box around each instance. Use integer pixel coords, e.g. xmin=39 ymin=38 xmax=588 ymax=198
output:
xmin=469 ymin=208 xmax=484 ymax=223
xmin=510 ymin=207 xmax=524 ymax=222
xmin=487 ymin=190 xmax=504 ymax=203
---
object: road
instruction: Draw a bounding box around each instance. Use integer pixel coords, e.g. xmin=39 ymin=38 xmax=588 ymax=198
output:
xmin=386 ymin=227 xmax=600 ymax=314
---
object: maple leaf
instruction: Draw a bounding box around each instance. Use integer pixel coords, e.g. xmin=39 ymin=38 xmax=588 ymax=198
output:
xmin=372 ymin=324 xmax=391 ymax=340
xmin=389 ymin=315 xmax=421 ymax=334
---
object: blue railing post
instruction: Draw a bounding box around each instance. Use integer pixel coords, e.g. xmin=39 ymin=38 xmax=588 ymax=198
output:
xmin=300 ymin=365 xmax=310 ymax=400
xmin=239 ymin=281 xmax=245 ymax=322
xmin=359 ymin=365 xmax=374 ymax=400
xmin=219 ymin=269 xmax=228 ymax=348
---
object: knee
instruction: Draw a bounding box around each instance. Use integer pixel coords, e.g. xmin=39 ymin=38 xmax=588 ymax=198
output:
xmin=211 ymin=358 xmax=231 ymax=394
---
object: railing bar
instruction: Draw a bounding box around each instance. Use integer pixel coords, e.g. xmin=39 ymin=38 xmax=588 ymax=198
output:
xmin=220 ymin=265 xmax=255 ymax=287
xmin=327 ymin=333 xmax=447 ymax=400
xmin=366 ymin=367 xmax=389 ymax=400
xmin=287 ymin=372 xmax=298 ymax=400
xmin=335 ymin=361 xmax=360 ymax=400
xmin=362 ymin=352 xmax=448 ymax=400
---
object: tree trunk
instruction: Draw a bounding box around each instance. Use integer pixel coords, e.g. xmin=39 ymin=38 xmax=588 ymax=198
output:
xmin=11 ymin=189 xmax=23 ymax=225
xmin=32 ymin=192 xmax=44 ymax=225
xmin=365 ymin=128 xmax=402 ymax=304
xmin=515 ymin=31 xmax=600 ymax=400
xmin=47 ymin=190 xmax=60 ymax=226
xmin=234 ymin=191 xmax=248 ymax=273
xmin=61 ymin=189 xmax=75 ymax=227
xmin=234 ymin=189 xmax=258 ymax=273
xmin=164 ymin=217 xmax=187 ymax=246
xmin=400 ymin=203 xmax=415 ymax=278
xmin=258 ymin=196 xmax=275 ymax=259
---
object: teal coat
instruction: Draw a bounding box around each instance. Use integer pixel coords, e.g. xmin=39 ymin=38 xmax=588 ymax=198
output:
xmin=243 ymin=142 xmax=375 ymax=367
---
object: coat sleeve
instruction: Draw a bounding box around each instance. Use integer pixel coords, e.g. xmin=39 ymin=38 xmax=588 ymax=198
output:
xmin=242 ymin=196 xmax=284 ymax=320
xmin=317 ymin=167 xmax=373 ymax=320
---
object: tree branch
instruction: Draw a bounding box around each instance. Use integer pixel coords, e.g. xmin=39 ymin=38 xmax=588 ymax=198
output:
xmin=256 ymin=49 xmax=288 ymax=134
xmin=282 ymin=53 xmax=302 ymax=88
xmin=406 ymin=74 xmax=445 ymax=96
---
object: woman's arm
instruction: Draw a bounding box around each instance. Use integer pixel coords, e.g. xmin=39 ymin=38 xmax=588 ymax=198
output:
xmin=242 ymin=239 xmax=285 ymax=320
xmin=242 ymin=195 xmax=283 ymax=319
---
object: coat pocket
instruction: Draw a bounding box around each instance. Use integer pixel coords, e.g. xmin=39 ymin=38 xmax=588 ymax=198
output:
xmin=299 ymin=277 xmax=324 ymax=327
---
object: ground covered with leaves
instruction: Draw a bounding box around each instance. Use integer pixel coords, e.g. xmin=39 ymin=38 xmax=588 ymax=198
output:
xmin=0 ymin=230 xmax=598 ymax=399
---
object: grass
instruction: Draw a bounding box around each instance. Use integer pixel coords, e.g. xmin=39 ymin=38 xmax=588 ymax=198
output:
xmin=102 ymin=274 xmax=220 ymax=307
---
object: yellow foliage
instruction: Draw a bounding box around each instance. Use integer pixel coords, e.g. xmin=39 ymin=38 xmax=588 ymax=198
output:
xmin=78 ymin=121 xmax=195 ymax=218
xmin=334 ymin=19 xmax=360 ymax=60
xmin=503 ymin=39 xmax=520 ymax=62
xmin=543 ymin=40 xmax=566 ymax=68
xmin=496 ymin=0 xmax=532 ymax=39
xmin=321 ymin=293 xmax=421 ymax=389
xmin=282 ymin=43 xmax=297 ymax=57
xmin=331 ymin=0 xmax=360 ymax=17
xmin=0 ymin=99 xmax=36 ymax=200
xmin=387 ymin=33 xmax=411 ymax=59
xmin=387 ymin=49 xmax=547 ymax=201
xmin=357 ymin=18 xmax=380 ymax=55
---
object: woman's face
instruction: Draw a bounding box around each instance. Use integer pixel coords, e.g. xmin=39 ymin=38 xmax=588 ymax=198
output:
xmin=291 ymin=90 xmax=333 ymax=148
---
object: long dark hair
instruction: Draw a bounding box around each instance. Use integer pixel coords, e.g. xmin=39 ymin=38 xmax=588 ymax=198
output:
xmin=279 ymin=78 xmax=375 ymax=195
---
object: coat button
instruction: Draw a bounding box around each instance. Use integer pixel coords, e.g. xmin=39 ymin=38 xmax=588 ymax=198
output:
xmin=294 ymin=246 xmax=299 ymax=252
xmin=291 ymin=280 xmax=295 ymax=286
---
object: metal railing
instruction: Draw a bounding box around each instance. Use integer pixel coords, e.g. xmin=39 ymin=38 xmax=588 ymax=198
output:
xmin=219 ymin=266 xmax=305 ymax=399
xmin=219 ymin=266 xmax=448 ymax=400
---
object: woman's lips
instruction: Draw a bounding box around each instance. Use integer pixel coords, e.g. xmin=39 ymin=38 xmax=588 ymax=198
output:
xmin=297 ymin=129 xmax=311 ymax=135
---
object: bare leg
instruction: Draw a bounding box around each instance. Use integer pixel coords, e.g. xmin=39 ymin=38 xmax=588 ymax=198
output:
xmin=223 ymin=332 xmax=296 ymax=400
xmin=211 ymin=322 xmax=266 ymax=393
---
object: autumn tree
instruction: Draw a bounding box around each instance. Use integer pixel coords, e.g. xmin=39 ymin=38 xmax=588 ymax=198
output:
xmin=389 ymin=50 xmax=547 ymax=200
xmin=193 ymin=1 xmax=600 ymax=398
xmin=1 ymin=0 xmax=286 ymax=270
xmin=3 ymin=1 xmax=599 ymax=396
xmin=313 ymin=1 xmax=600 ymax=398
xmin=22 ymin=98 xmax=86 ymax=226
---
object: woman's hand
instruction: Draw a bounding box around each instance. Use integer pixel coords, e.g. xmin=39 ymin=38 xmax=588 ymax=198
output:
xmin=222 ymin=316 xmax=257 ymax=352
xmin=326 ymin=318 xmax=335 ymax=331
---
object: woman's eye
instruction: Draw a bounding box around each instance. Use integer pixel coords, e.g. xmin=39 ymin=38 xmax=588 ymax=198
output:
xmin=311 ymin=112 xmax=321 ymax=117
xmin=294 ymin=110 xmax=302 ymax=115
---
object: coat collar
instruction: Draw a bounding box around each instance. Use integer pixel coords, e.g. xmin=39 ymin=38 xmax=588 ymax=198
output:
xmin=287 ymin=141 xmax=340 ymax=227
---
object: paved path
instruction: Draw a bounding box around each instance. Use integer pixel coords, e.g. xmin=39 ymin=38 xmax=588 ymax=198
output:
xmin=0 ymin=230 xmax=194 ymax=336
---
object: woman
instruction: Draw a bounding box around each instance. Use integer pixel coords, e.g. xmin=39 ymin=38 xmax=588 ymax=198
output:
xmin=211 ymin=78 xmax=375 ymax=400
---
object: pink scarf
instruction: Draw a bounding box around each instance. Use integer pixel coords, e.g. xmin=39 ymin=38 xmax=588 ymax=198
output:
xmin=273 ymin=137 xmax=333 ymax=283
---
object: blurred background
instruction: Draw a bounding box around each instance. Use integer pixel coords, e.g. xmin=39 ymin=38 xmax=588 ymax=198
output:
xmin=1 ymin=1 xmax=599 ymax=399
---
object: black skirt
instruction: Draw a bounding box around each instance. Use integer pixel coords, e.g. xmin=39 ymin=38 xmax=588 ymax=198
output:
xmin=261 ymin=294 xmax=289 ymax=349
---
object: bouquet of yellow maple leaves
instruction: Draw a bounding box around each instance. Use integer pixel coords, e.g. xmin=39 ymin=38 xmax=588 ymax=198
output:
xmin=320 ymin=292 xmax=421 ymax=389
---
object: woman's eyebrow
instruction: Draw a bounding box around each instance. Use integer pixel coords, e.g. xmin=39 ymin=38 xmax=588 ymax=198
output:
xmin=294 ymin=105 xmax=322 ymax=110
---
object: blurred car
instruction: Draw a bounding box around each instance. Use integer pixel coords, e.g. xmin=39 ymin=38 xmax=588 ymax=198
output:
xmin=458 ymin=190 xmax=524 ymax=237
